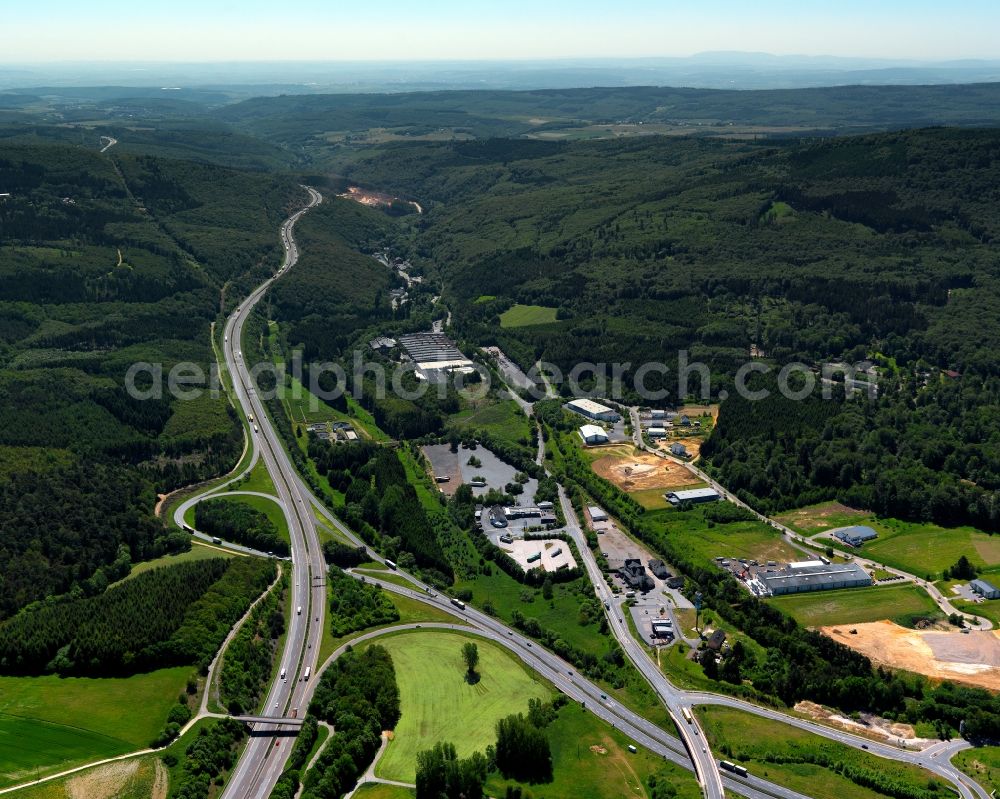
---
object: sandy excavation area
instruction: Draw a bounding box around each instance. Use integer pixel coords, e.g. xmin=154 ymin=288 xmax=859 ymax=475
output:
xmin=592 ymin=448 xmax=701 ymax=492
xmin=823 ymin=620 xmax=1000 ymax=691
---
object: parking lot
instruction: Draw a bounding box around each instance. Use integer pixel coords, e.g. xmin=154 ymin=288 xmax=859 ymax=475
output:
xmin=423 ymin=443 xmax=538 ymax=503
xmin=502 ymin=538 xmax=578 ymax=573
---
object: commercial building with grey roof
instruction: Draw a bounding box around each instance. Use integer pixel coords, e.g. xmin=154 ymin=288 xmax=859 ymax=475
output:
xmin=759 ymin=561 xmax=873 ymax=596
xmin=833 ymin=525 xmax=879 ymax=547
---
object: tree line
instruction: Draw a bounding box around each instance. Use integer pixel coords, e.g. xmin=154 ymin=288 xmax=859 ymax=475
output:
xmin=219 ymin=572 xmax=286 ymax=715
xmin=702 ymin=373 xmax=1000 ymax=534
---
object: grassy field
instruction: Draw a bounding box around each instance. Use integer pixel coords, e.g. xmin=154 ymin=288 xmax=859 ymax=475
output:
xmin=453 ymin=558 xmax=671 ymax=729
xmin=953 ymin=598 xmax=1000 ymax=627
xmin=314 ymin=582 xmax=465 ymax=666
xmin=238 ymin=456 xmax=277 ymax=494
xmin=485 ymin=703 xmax=701 ymax=799
xmin=629 ymin=486 xmax=699 ymax=510
xmin=451 ymin=399 xmax=532 ymax=449
xmin=952 ymin=746 xmax=1000 ymax=792
xmin=4 ymin=755 xmax=163 ymax=798
xmin=696 ymin=705 xmax=954 ymax=799
xmin=768 ymin=584 xmax=940 ymax=628
xmin=453 ymin=570 xmax=604 ymax=658
xmin=780 ymin=504 xmax=1000 ymax=579
xmin=0 ymin=668 xmax=190 ymax=787
xmin=774 ymin=501 xmax=870 ymax=535
xmin=499 ymin=304 xmax=558 ymax=328
xmin=352 ymin=785 xmax=415 ymax=799
xmin=644 ymin=507 xmax=800 ymax=569
xmin=119 ymin=542 xmax=233 ymax=583
xmin=367 ymin=631 xmax=551 ymax=782
xmin=857 ymin=520 xmax=1000 ymax=579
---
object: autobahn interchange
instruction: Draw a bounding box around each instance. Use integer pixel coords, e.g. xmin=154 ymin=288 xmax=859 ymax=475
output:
xmin=197 ymin=187 xmax=989 ymax=799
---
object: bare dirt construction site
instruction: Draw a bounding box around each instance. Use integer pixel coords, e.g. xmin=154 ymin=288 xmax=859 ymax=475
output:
xmin=592 ymin=447 xmax=701 ymax=492
xmin=823 ymin=621 xmax=1000 ymax=691
xmin=794 ymin=700 xmax=921 ymax=745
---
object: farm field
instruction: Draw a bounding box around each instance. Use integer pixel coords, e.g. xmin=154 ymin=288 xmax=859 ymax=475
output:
xmin=366 ymin=631 xmax=550 ymax=782
xmin=768 ymin=584 xmax=941 ymax=628
xmin=485 ymin=703 xmax=701 ymax=799
xmin=696 ymin=705 xmax=954 ymax=799
xmin=5 ymin=756 xmax=164 ymax=799
xmin=0 ymin=668 xmax=190 ymax=787
xmin=499 ymin=304 xmax=558 ymax=328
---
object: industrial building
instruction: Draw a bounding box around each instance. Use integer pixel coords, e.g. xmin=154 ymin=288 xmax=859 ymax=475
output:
xmin=579 ymin=424 xmax=610 ymax=445
xmin=833 ymin=525 xmax=879 ymax=547
xmin=397 ymin=333 xmax=475 ymax=378
xmin=565 ymin=398 xmax=620 ymax=422
xmin=647 ymin=427 xmax=667 ymax=438
xmin=588 ymin=506 xmax=608 ymax=522
xmin=971 ymin=579 xmax=1000 ymax=600
xmin=665 ymin=487 xmax=721 ymax=506
xmin=759 ymin=561 xmax=873 ymax=596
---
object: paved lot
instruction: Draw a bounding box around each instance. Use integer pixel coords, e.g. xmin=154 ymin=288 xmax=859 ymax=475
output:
xmin=422 ymin=444 xmax=461 ymax=495
xmin=423 ymin=443 xmax=538 ymax=502
xmin=952 ymin=583 xmax=983 ymax=603
xmin=484 ymin=346 xmax=536 ymax=392
xmin=502 ymin=538 xmax=578 ymax=573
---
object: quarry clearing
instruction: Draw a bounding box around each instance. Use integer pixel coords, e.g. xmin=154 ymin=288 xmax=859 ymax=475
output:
xmin=823 ymin=620 xmax=1000 ymax=691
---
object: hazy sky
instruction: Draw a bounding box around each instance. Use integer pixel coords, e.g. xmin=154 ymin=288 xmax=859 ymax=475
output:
xmin=4 ymin=0 xmax=1000 ymax=62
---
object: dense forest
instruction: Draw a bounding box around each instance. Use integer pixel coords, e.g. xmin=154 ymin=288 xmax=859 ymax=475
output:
xmin=327 ymin=566 xmax=400 ymax=637
xmin=301 ymin=645 xmax=400 ymax=799
xmin=195 ymin=498 xmax=289 ymax=555
xmin=309 ymin=440 xmax=453 ymax=579
xmin=0 ymin=557 xmax=275 ymax=675
xmin=219 ymin=572 xmax=286 ymax=715
xmin=702 ymin=373 xmax=1000 ymax=531
xmin=0 ymin=141 xmax=302 ymax=619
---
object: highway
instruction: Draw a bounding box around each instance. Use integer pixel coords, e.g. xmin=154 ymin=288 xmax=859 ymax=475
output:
xmin=192 ymin=189 xmax=986 ymax=799
xmin=213 ymin=186 xmax=327 ymax=799
xmin=555 ymin=486 xmax=726 ymax=799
